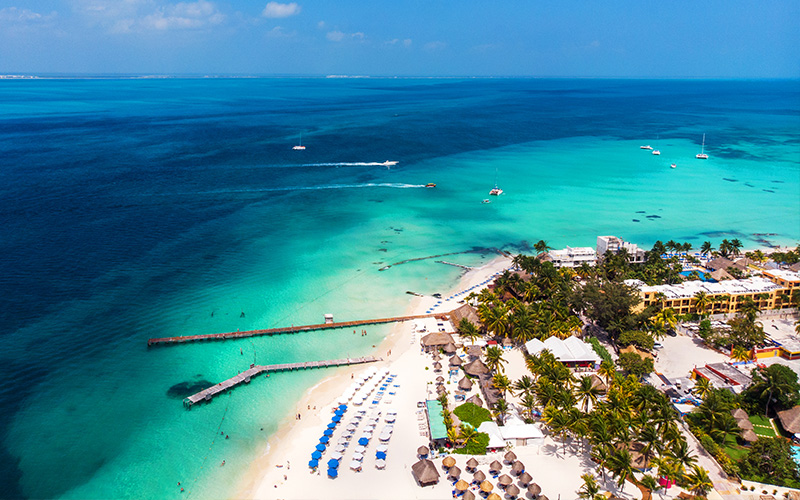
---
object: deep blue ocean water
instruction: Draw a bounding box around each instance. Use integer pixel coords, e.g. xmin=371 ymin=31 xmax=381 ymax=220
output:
xmin=0 ymin=78 xmax=798 ymax=499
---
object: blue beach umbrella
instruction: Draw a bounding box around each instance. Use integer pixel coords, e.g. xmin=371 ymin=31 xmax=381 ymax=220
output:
xmin=327 ymin=422 xmax=337 ymax=429
xmin=338 ymin=404 xmax=347 ymax=410
xmin=308 ymin=459 xmax=318 ymax=468
xmin=315 ymin=444 xmax=326 ymax=451
xmin=327 ymin=459 xmax=340 ymax=469
xmin=332 ymin=415 xmax=341 ymax=423
xmin=376 ymin=451 xmax=387 ymax=460
xmin=323 ymin=429 xmax=333 ymax=436
xmin=334 ymin=409 xmax=344 ymax=416
xmin=311 ymin=450 xmax=322 ymax=459
xmin=320 ymin=436 xmax=330 ymax=444
xmin=358 ymin=437 xmax=369 ymax=446
xmin=327 ymin=468 xmax=338 ymax=478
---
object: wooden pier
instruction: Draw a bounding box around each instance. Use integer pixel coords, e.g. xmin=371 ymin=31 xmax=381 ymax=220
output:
xmin=436 ymin=260 xmax=475 ymax=270
xmin=183 ymin=356 xmax=380 ymax=408
xmin=148 ymin=313 xmax=445 ymax=347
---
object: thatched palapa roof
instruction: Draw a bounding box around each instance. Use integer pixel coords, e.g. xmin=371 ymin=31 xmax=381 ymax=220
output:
xmin=466 ymin=457 xmax=478 ymax=469
xmin=421 ymin=331 xmax=455 ymax=347
xmin=504 ymin=450 xmax=516 ymax=462
xmin=498 ymin=474 xmax=512 ymax=486
xmin=443 ymin=343 xmax=457 ymax=354
xmin=731 ymin=408 xmax=749 ymax=420
xmin=489 ymin=460 xmax=503 ymax=472
xmin=466 ymin=394 xmax=483 ymax=407
xmin=458 ymin=377 xmax=473 ymax=390
xmin=707 ymin=257 xmax=734 ymax=271
xmin=442 ymin=456 xmax=456 ymax=468
xmin=736 ymin=417 xmax=754 ymax=430
xmin=777 ymin=405 xmax=800 ymax=434
xmin=473 ymin=470 xmax=486 ymax=482
xmin=463 ymin=359 xmax=490 ymax=376
xmin=462 ymin=490 xmax=476 ymax=500
xmin=411 ymin=459 xmax=440 ymax=486
xmin=467 ymin=344 xmax=483 ymax=358
xmin=528 ymin=483 xmax=542 ymax=496
xmin=417 ymin=446 xmax=429 ymax=456
xmin=741 ymin=429 xmax=758 ymax=443
xmin=448 ymin=466 xmax=461 ymax=478
xmin=518 ymin=471 xmax=532 ymax=486
xmin=449 ymin=303 xmax=480 ymax=329
xmin=506 ymin=484 xmax=520 ymax=497
xmin=449 ymin=355 xmax=463 ymax=366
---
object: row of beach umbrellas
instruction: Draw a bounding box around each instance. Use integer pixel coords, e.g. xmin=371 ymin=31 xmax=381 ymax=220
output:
xmin=440 ymin=454 xmax=540 ymax=499
xmin=308 ymin=403 xmax=348 ymax=470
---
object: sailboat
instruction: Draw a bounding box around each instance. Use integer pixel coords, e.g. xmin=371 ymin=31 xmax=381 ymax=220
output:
xmin=489 ymin=168 xmax=503 ymax=196
xmin=696 ymin=134 xmax=708 ymax=159
xmin=292 ymin=134 xmax=306 ymax=150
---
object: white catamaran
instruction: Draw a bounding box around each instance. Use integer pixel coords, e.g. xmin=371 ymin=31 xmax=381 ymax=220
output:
xmin=696 ymin=134 xmax=708 ymax=159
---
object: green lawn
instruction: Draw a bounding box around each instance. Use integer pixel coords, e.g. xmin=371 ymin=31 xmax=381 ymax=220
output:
xmin=722 ymin=434 xmax=749 ymax=461
xmin=750 ymin=415 xmax=777 ymax=437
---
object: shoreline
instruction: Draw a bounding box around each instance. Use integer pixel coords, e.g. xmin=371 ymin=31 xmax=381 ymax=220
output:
xmin=234 ymin=256 xmax=512 ymax=499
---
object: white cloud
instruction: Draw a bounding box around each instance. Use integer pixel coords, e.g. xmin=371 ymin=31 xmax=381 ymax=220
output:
xmin=74 ymin=0 xmax=224 ymax=33
xmin=385 ymin=38 xmax=412 ymax=47
xmin=0 ymin=7 xmax=56 ymax=24
xmin=140 ymin=1 xmax=224 ymax=31
xmin=317 ymin=20 xmax=325 ymax=29
xmin=262 ymin=2 xmax=300 ymax=18
xmin=424 ymin=40 xmax=446 ymax=51
xmin=266 ymin=25 xmax=295 ymax=38
xmin=326 ymin=30 xmax=364 ymax=42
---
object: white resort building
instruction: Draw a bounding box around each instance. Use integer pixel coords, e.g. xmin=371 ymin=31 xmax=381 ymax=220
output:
xmin=547 ymin=246 xmax=597 ymax=268
xmin=596 ymin=235 xmax=646 ymax=264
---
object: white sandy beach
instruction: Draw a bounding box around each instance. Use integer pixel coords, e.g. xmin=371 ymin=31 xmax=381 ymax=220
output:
xmin=236 ymin=257 xmax=516 ymax=499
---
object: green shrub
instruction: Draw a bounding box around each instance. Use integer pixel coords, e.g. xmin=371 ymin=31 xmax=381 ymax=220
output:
xmin=453 ymin=402 xmax=492 ymax=428
xmin=587 ymin=337 xmax=613 ymax=363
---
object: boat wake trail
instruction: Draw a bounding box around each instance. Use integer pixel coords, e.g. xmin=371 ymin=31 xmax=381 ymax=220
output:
xmin=300 ymin=161 xmax=399 ymax=167
xmin=163 ymin=183 xmax=426 ymax=196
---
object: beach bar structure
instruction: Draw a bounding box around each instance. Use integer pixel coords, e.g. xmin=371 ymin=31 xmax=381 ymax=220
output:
xmin=183 ymin=356 xmax=380 ymax=408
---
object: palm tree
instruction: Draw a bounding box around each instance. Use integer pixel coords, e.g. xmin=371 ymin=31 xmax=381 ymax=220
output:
xmin=534 ymin=239 xmax=553 ymax=255
xmin=637 ymin=424 xmax=662 ymax=463
xmin=730 ymin=238 xmax=743 ymax=257
xmin=719 ymin=239 xmax=732 ymax=258
xmin=458 ymin=423 xmax=481 ymax=449
xmin=651 ymin=308 xmax=677 ymax=338
xmin=667 ymin=439 xmax=697 ymax=475
xmin=575 ymin=375 xmax=601 ymax=412
xmin=638 ymin=474 xmax=661 ymax=499
xmin=591 ymin=443 xmax=613 ymax=485
xmin=492 ymin=373 xmax=512 ymax=398
xmin=700 ymin=241 xmax=714 ymax=256
xmin=520 ymin=393 xmax=537 ymax=421
xmin=578 ymin=473 xmax=603 ymax=500
xmin=694 ymin=291 xmax=711 ymax=317
xmin=730 ymin=345 xmax=751 ymax=362
xmin=684 ymin=465 xmax=713 ymax=497
xmin=598 ymin=359 xmax=616 ymax=386
xmin=750 ymin=365 xmax=797 ymax=416
xmin=607 ymin=447 xmax=634 ymax=492
xmin=542 ymin=405 xmax=571 ymax=455
xmin=481 ymin=303 xmax=510 ymax=338
xmin=457 ymin=318 xmax=481 ymax=345
xmin=484 ymin=346 xmax=507 ymax=373
xmin=692 ymin=377 xmax=713 ymax=400
xmin=492 ymin=398 xmax=509 ymax=424
xmin=513 ymin=375 xmax=535 ymax=397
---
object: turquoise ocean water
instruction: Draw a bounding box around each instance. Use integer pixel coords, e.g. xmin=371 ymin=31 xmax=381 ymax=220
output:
xmin=0 ymin=78 xmax=798 ymax=499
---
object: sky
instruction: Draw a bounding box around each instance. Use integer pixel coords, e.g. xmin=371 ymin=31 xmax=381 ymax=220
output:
xmin=0 ymin=0 xmax=798 ymax=77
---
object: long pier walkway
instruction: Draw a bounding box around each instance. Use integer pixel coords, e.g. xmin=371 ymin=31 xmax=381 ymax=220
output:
xmin=184 ymin=356 xmax=380 ymax=407
xmin=148 ymin=313 xmax=443 ymax=346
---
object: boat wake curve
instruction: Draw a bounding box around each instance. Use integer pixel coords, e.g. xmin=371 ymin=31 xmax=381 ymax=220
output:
xmin=160 ymin=183 xmax=426 ymax=196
